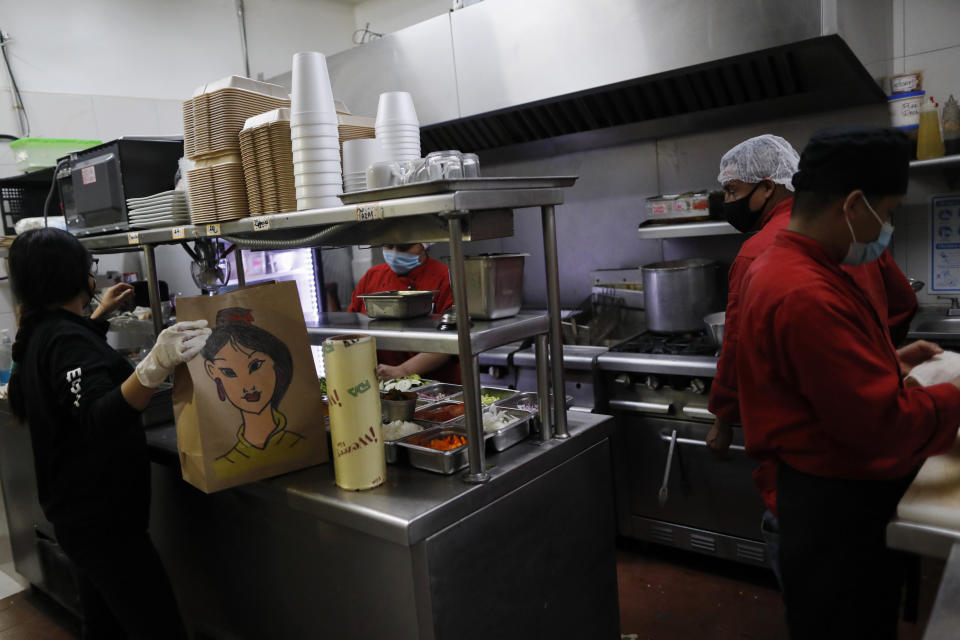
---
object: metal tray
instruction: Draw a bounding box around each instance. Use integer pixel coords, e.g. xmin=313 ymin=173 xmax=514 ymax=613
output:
xmin=337 ymin=176 xmax=579 ymax=204
xmin=396 ymin=426 xmax=469 ymax=474
xmin=451 ymin=407 xmax=534 ymax=452
xmin=412 ymin=400 xmax=465 ymax=424
xmin=494 ymin=391 xmax=574 ymax=413
xmin=449 ymin=385 xmax=519 ymax=407
xmin=383 ymin=419 xmax=432 ymax=464
xmin=358 ymin=290 xmax=437 ymax=319
xmin=416 ymin=383 xmax=463 ymax=403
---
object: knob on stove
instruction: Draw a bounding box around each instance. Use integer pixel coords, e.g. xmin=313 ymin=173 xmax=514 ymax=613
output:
xmin=614 ymin=374 xmax=632 ymax=387
xmin=643 ymin=375 xmax=661 ymax=390
xmin=688 ymin=378 xmax=706 ymax=394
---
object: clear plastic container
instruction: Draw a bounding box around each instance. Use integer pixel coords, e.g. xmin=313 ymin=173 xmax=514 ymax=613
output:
xmin=917 ymin=100 xmax=946 ymax=160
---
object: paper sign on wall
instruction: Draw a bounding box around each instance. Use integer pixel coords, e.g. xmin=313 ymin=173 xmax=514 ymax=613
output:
xmin=931 ymin=195 xmax=960 ymax=292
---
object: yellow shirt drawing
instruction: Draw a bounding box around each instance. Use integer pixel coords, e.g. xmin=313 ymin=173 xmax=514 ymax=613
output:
xmin=214 ymin=409 xmax=307 ymax=479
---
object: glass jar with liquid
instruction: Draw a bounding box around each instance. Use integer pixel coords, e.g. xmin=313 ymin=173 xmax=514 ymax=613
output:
xmin=917 ymin=99 xmax=946 ymax=160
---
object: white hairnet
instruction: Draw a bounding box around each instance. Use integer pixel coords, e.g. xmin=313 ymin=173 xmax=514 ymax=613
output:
xmin=717 ymin=134 xmax=800 ymax=191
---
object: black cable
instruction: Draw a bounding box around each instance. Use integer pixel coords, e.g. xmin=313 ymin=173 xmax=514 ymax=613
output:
xmin=0 ymin=30 xmax=30 ymax=137
xmin=43 ymin=159 xmax=66 ymax=228
xmin=0 ymin=134 xmax=17 ymax=141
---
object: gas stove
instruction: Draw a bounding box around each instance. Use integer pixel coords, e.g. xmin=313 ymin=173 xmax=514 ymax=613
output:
xmin=612 ymin=331 xmax=718 ymax=357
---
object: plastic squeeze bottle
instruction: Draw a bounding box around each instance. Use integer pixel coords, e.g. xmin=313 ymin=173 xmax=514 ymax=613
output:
xmin=0 ymin=330 xmax=12 ymax=385
xmin=917 ymin=96 xmax=946 ymax=160
xmin=942 ymin=95 xmax=960 ymax=156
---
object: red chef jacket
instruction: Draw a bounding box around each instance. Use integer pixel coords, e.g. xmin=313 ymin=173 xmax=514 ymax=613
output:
xmin=737 ymin=230 xmax=960 ymax=514
xmin=348 ymin=256 xmax=460 ymax=383
xmin=707 ymin=197 xmax=918 ymax=512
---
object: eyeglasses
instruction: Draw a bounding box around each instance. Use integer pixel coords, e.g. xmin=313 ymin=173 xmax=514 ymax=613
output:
xmin=90 ymin=258 xmax=99 ymax=276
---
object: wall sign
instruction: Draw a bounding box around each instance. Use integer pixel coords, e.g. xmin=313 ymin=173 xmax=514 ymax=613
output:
xmin=931 ymin=195 xmax=960 ymax=292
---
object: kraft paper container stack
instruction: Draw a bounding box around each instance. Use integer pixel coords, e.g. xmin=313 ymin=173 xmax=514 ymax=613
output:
xmin=322 ymin=334 xmax=386 ymax=490
xmin=182 ymin=76 xmax=290 ymax=223
xmin=239 ymin=108 xmax=297 ymax=215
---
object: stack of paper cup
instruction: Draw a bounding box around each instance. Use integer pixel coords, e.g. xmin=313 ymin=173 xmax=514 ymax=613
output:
xmin=323 ymin=334 xmax=385 ymax=491
xmin=342 ymin=139 xmax=385 ymax=192
xmin=291 ymin=52 xmax=342 ymax=210
xmin=375 ymin=91 xmax=421 ymax=162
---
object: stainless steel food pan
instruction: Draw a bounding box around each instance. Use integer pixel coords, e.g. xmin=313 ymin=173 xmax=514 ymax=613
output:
xmin=384 ymin=419 xmax=432 ymax=464
xmin=396 ymin=426 xmax=469 ymax=474
xmin=461 ymin=253 xmax=528 ymax=319
xmin=415 ymin=383 xmax=463 ymax=403
xmin=357 ymin=290 xmax=438 ymax=319
xmin=451 ymin=407 xmax=534 ymax=452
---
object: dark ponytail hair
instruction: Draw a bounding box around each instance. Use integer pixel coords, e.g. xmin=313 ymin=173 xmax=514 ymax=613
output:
xmin=201 ymin=307 xmax=294 ymax=409
xmin=7 ymin=228 xmax=94 ymax=421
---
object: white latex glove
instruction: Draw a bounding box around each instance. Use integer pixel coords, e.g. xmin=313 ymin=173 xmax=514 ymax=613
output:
xmin=905 ymin=351 xmax=960 ymax=388
xmin=135 ymin=320 xmax=211 ymax=388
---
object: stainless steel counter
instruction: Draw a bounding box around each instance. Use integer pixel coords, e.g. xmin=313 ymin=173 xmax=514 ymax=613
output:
xmin=147 ymin=411 xmax=612 ymax=547
xmin=140 ymin=410 xmax=620 ymax=639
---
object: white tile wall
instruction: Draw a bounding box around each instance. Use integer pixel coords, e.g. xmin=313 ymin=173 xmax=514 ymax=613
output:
xmin=903 ymin=0 xmax=960 ymax=56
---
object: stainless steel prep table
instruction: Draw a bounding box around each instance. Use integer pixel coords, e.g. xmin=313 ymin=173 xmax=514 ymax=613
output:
xmin=139 ymin=411 xmax=620 ymax=639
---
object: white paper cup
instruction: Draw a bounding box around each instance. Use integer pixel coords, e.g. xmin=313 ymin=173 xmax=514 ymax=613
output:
xmin=292 ymin=137 xmax=341 ymax=152
xmin=376 ymin=91 xmax=419 ymax=127
xmin=342 ymin=139 xmax=386 ymax=175
xmin=375 ymin=124 xmax=420 ymax=134
xmin=297 ymin=195 xmax=341 ymax=211
xmin=292 ymin=148 xmax=342 ymax=163
xmin=296 ymin=183 xmax=343 ymax=197
xmin=295 ymin=174 xmax=342 ymax=189
xmin=293 ymin=160 xmax=342 ymax=173
xmin=291 ymin=52 xmax=337 ymax=114
xmin=290 ymin=110 xmax=339 ymax=126
xmin=291 ymin=125 xmax=340 ymax=139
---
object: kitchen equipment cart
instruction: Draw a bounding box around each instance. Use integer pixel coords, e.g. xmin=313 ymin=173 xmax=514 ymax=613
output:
xmin=76 ymin=178 xmax=578 ymax=483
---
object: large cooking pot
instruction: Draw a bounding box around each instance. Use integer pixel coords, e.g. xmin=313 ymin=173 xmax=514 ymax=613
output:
xmin=641 ymin=258 xmax=724 ymax=333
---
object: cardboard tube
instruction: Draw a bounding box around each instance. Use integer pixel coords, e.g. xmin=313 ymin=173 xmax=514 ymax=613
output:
xmin=322 ymin=334 xmax=385 ymax=490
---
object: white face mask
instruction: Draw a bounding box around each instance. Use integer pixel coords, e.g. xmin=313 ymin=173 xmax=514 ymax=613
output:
xmin=841 ymin=196 xmax=894 ymax=266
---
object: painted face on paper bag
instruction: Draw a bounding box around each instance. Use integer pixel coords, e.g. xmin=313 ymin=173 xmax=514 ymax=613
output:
xmin=205 ymin=339 xmax=277 ymax=415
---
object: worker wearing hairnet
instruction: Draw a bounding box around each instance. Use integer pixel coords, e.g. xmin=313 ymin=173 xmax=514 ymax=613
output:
xmin=705 ymin=133 xmax=918 ymax=586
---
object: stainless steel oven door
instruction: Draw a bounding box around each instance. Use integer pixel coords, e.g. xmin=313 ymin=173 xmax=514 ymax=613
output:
xmin=613 ymin=411 xmax=766 ymax=542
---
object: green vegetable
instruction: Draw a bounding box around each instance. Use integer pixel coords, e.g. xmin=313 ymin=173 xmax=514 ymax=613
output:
xmin=318 ymin=377 xmax=327 ymax=395
xmin=480 ymin=393 xmax=499 ymax=406
xmin=379 ymin=374 xmax=424 ymax=392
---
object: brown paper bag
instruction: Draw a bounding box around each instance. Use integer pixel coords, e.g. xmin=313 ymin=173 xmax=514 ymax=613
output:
xmin=173 ymin=281 xmax=328 ymax=492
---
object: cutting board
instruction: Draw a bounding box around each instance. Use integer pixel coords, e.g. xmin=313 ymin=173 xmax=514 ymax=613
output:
xmin=896 ymin=434 xmax=960 ymax=531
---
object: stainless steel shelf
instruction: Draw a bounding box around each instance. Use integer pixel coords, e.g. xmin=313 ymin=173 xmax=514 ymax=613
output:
xmin=307 ymin=312 xmax=548 ymax=356
xmin=637 ymin=220 xmax=738 ymax=240
xmin=910 ymin=154 xmax=960 ymax=170
xmin=78 ymin=187 xmax=567 ymax=252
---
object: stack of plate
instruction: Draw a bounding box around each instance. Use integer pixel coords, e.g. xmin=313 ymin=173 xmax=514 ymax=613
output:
xmin=291 ymin=52 xmax=342 ymax=211
xmin=375 ymin=91 xmax=421 ymax=162
xmin=186 ymin=153 xmax=248 ymax=224
xmin=126 ymin=190 xmax=189 ymax=229
xmin=239 ymin=109 xmax=297 ymax=215
xmin=183 ymin=76 xmax=290 ymax=159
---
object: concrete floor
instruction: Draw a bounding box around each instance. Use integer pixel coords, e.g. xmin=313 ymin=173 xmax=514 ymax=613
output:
xmin=0 ymin=538 xmax=944 ymax=639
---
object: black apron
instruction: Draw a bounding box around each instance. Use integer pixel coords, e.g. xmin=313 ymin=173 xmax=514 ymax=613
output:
xmin=776 ymin=462 xmax=917 ymax=640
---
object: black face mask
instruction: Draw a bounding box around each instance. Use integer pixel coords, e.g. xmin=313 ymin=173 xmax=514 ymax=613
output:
xmin=722 ymin=183 xmax=767 ymax=233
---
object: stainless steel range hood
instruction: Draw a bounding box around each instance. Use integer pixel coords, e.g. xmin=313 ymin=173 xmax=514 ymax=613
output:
xmin=319 ymin=0 xmax=891 ymax=152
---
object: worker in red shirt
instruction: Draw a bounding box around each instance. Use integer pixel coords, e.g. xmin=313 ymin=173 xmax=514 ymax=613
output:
xmin=736 ymin=126 xmax=960 ymax=638
xmin=348 ymin=242 xmax=460 ymax=383
xmin=705 ymin=134 xmax=918 ymax=583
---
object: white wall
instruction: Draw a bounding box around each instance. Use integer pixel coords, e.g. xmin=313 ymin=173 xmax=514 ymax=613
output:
xmin=352 ymin=0 xmax=451 ymax=36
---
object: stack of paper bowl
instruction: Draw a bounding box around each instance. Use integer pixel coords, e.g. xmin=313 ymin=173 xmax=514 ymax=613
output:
xmin=375 ymin=91 xmax=421 ymax=162
xmin=186 ymin=153 xmax=248 ymax=224
xmin=342 ymin=139 xmax=385 ymax=193
xmin=239 ymin=108 xmax=297 ymax=215
xmin=290 ymin=52 xmax=342 ymax=211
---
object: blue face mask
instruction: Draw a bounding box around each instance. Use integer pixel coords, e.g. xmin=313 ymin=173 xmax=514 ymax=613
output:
xmin=383 ymin=249 xmax=422 ymax=274
xmin=841 ymin=196 xmax=894 ymax=266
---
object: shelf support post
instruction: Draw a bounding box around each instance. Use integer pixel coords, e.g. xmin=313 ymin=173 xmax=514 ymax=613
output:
xmin=142 ymin=244 xmax=164 ymax=337
xmin=445 ymin=211 xmax=489 ymax=483
xmin=541 ymin=204 xmax=569 ymax=439
xmin=235 ymin=247 xmax=246 ymax=287
xmin=535 ymin=333 xmax=552 ymax=442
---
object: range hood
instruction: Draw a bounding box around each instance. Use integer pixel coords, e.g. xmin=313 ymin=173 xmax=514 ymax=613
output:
xmin=319 ymin=0 xmax=892 ymax=153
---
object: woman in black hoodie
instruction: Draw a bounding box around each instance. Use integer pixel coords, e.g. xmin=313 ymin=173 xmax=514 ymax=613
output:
xmin=7 ymin=227 xmax=209 ymax=639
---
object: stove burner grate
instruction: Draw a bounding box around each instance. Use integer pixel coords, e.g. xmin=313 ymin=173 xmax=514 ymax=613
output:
xmin=615 ymin=331 xmax=718 ymax=356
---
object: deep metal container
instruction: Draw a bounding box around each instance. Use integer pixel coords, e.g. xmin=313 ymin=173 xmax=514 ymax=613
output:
xmin=460 ymin=253 xmax=528 ymax=319
xmin=396 ymin=426 xmax=470 ymax=474
xmin=357 ymin=290 xmax=438 ymax=319
xmin=641 ymin=258 xmax=723 ymax=334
